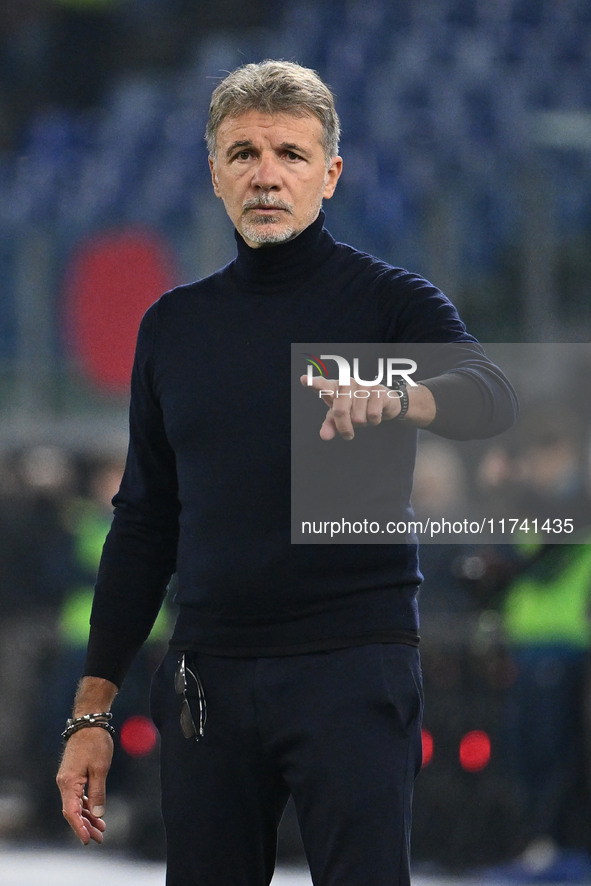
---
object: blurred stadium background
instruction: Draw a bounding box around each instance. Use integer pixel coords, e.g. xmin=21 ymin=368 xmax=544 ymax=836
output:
xmin=1 ymin=0 xmax=591 ymax=882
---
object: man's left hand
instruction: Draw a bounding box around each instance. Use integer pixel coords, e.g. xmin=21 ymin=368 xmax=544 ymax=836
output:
xmin=300 ymin=375 xmax=409 ymax=440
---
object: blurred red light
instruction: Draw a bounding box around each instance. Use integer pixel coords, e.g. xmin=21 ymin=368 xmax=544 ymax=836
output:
xmin=63 ymin=227 xmax=177 ymax=393
xmin=459 ymin=730 xmax=491 ymax=772
xmin=120 ymin=715 xmax=158 ymax=757
xmin=421 ymin=728 xmax=434 ymax=767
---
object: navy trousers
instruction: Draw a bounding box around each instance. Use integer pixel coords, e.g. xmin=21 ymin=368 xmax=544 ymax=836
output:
xmin=150 ymin=644 xmax=423 ymax=886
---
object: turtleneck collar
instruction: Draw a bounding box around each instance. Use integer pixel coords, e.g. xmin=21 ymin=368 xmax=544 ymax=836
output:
xmin=231 ymin=210 xmax=336 ymax=290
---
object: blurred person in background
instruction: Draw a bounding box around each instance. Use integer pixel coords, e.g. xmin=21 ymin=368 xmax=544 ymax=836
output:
xmin=34 ymin=455 xmax=172 ymax=841
xmin=487 ymin=543 xmax=591 ymax=883
xmin=410 ymin=438 xmax=477 ymax=621
xmin=0 ymin=445 xmax=76 ymax=836
xmin=465 ymin=413 xmax=591 ymax=881
xmin=56 ymin=60 xmax=517 ymax=886
xmin=476 ymin=406 xmax=590 ymax=532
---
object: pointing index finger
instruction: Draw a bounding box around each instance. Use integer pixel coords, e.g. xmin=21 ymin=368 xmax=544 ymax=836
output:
xmin=300 ymin=375 xmax=356 ymax=440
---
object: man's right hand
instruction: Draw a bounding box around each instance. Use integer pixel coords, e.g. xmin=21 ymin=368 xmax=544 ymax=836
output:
xmin=56 ymin=675 xmax=118 ymax=844
xmin=56 ymin=725 xmax=114 ymax=844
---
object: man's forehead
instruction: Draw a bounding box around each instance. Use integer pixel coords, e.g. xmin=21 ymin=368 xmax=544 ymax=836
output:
xmin=216 ymin=109 xmax=323 ymax=145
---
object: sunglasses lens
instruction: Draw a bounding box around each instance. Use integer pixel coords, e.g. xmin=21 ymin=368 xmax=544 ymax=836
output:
xmin=180 ymin=698 xmax=196 ymax=739
xmin=174 ymin=656 xmax=186 ymax=695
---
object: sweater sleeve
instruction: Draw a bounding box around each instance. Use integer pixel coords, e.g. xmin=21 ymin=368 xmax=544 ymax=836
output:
xmin=84 ymin=304 xmax=180 ymax=687
xmin=420 ymin=348 xmax=519 ymax=440
xmin=379 ymin=272 xmax=519 ymax=440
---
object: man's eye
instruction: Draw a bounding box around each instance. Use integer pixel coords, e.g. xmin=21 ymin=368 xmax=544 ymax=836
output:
xmin=235 ymin=151 xmax=251 ymax=160
xmin=286 ymin=151 xmax=301 ymax=161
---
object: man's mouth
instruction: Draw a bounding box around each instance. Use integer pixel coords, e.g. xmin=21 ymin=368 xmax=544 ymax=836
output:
xmin=243 ymin=201 xmax=292 ymax=215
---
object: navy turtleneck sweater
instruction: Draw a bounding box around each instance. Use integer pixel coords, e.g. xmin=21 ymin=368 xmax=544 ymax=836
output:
xmin=85 ymin=212 xmax=517 ymax=685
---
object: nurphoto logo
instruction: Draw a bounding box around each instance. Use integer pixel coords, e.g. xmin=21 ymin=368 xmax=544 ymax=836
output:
xmin=303 ymin=354 xmax=418 ymax=389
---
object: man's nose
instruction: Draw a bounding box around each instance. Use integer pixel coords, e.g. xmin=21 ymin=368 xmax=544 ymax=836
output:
xmin=251 ymin=154 xmax=282 ymax=189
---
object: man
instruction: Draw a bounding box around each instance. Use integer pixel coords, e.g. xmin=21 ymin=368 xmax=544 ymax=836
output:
xmin=57 ymin=60 xmax=517 ymax=885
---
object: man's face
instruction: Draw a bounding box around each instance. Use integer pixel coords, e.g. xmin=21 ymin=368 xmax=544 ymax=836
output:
xmin=209 ymin=110 xmax=342 ymax=248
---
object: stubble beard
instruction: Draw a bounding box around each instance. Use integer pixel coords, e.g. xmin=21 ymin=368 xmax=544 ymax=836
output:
xmin=240 ymin=196 xmax=298 ymax=246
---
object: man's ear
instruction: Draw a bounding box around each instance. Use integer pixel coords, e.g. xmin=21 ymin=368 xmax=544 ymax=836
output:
xmin=323 ymin=156 xmax=343 ymax=200
xmin=209 ymin=156 xmax=221 ymax=198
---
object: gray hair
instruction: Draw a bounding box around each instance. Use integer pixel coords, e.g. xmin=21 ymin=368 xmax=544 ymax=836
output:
xmin=205 ymin=60 xmax=341 ymax=163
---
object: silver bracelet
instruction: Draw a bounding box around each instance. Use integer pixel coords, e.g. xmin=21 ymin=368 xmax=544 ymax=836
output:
xmin=62 ymin=712 xmax=114 ymax=744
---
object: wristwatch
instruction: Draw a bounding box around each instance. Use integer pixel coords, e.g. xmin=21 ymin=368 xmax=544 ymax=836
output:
xmin=391 ymin=379 xmax=409 ymax=419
